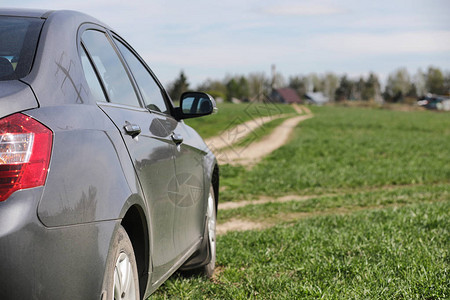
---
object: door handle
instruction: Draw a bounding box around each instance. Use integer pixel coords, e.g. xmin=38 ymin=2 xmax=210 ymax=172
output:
xmin=124 ymin=123 xmax=141 ymax=137
xmin=171 ymin=132 xmax=183 ymax=144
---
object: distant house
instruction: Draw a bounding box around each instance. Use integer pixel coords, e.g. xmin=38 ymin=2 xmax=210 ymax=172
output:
xmin=271 ymin=88 xmax=302 ymax=104
xmin=304 ymin=92 xmax=329 ymax=105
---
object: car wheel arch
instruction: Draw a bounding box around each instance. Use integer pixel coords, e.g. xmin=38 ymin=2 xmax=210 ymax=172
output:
xmin=120 ymin=204 xmax=151 ymax=297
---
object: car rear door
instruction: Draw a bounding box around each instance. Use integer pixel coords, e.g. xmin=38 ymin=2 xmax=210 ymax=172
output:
xmin=80 ymin=28 xmax=179 ymax=279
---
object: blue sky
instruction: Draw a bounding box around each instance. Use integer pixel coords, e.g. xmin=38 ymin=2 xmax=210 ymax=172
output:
xmin=6 ymin=0 xmax=450 ymax=87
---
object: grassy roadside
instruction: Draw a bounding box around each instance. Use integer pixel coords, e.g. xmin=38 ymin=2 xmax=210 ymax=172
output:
xmin=185 ymin=102 xmax=296 ymax=139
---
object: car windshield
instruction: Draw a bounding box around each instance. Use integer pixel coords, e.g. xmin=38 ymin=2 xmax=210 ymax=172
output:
xmin=0 ymin=16 xmax=44 ymax=81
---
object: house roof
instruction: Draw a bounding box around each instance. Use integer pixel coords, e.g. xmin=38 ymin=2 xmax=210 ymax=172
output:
xmin=275 ymin=88 xmax=301 ymax=103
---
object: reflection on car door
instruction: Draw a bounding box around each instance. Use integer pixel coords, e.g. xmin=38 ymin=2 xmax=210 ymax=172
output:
xmin=81 ymin=29 xmax=178 ymax=281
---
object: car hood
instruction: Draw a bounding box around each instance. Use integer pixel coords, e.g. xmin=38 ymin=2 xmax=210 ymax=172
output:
xmin=0 ymin=80 xmax=39 ymax=118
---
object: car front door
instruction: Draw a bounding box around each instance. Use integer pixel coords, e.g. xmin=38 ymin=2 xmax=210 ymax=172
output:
xmin=111 ymin=36 xmax=208 ymax=258
xmin=171 ymin=120 xmax=208 ymax=255
xmin=80 ymin=29 xmax=178 ymax=282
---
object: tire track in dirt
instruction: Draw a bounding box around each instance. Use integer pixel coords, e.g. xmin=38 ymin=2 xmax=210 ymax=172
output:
xmin=217 ymin=201 xmax=447 ymax=235
xmin=216 ymin=183 xmax=438 ymax=234
xmin=217 ymin=204 xmax=407 ymax=235
xmin=219 ymin=183 xmax=431 ymax=211
xmin=217 ymin=194 xmax=330 ymax=235
xmin=219 ymin=194 xmax=328 ymax=210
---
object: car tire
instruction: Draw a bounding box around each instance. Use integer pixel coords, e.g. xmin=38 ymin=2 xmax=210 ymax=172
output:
xmin=198 ymin=185 xmax=217 ymax=278
xmin=101 ymin=225 xmax=140 ymax=300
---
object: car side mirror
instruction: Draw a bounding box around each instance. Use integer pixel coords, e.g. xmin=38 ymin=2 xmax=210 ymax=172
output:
xmin=174 ymin=92 xmax=217 ymax=120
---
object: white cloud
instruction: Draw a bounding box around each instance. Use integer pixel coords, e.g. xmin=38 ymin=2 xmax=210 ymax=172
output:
xmin=346 ymin=15 xmax=432 ymax=31
xmin=263 ymin=3 xmax=346 ymax=16
xmin=310 ymin=31 xmax=450 ymax=55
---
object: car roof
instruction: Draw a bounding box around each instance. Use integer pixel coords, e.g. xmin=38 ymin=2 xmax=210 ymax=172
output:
xmin=0 ymin=8 xmax=53 ymax=18
xmin=0 ymin=8 xmax=109 ymax=29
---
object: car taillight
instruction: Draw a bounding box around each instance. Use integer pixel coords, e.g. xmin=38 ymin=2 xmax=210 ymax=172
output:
xmin=0 ymin=113 xmax=52 ymax=202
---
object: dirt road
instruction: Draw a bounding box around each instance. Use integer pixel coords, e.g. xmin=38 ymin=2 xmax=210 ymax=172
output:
xmin=205 ymin=103 xmax=314 ymax=167
xmin=211 ymin=103 xmax=314 ymax=166
xmin=204 ymin=114 xmax=289 ymax=150
xmin=210 ymin=103 xmax=314 ymax=234
xmin=216 ymin=114 xmax=313 ymax=166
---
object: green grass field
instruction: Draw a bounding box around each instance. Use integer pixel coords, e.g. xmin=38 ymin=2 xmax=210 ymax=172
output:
xmin=220 ymin=106 xmax=450 ymax=202
xmin=154 ymin=201 xmax=448 ymax=299
xmin=151 ymin=105 xmax=449 ymax=299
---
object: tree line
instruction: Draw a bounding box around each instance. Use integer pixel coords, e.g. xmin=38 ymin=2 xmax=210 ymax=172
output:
xmin=167 ymin=66 xmax=450 ymax=103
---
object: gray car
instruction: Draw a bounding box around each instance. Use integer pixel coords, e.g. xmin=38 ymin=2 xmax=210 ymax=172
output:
xmin=0 ymin=8 xmax=219 ymax=299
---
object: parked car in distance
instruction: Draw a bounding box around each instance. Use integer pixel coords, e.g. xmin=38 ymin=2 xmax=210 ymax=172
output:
xmin=0 ymin=8 xmax=219 ymax=300
xmin=417 ymin=94 xmax=450 ymax=111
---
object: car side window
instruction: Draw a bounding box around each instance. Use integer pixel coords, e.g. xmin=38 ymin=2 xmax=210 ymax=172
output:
xmin=80 ymin=46 xmax=107 ymax=102
xmin=81 ymin=30 xmax=140 ymax=107
xmin=114 ymin=38 xmax=169 ymax=113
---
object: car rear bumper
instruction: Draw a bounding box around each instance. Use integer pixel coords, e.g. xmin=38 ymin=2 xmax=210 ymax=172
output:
xmin=0 ymin=188 xmax=118 ymax=299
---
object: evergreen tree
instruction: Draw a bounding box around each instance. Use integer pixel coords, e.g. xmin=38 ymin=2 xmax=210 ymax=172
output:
xmin=226 ymin=76 xmax=249 ymax=102
xmin=168 ymin=71 xmax=189 ymax=101
xmin=361 ymin=73 xmax=380 ymax=101
xmin=335 ymin=75 xmax=353 ymax=101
